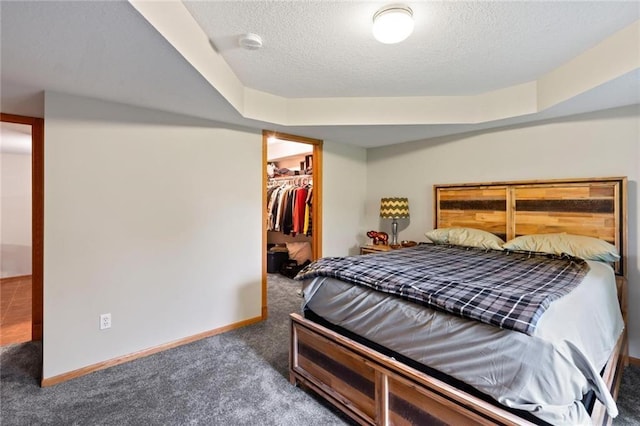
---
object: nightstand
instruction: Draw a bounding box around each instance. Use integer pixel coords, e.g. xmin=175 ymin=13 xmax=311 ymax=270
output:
xmin=360 ymin=244 xmax=392 ymax=255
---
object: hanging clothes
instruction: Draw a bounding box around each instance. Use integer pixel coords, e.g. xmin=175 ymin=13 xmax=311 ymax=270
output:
xmin=266 ymin=177 xmax=312 ymax=236
xmin=304 ymin=187 xmax=313 ymax=237
xmin=293 ymin=186 xmax=308 ymax=235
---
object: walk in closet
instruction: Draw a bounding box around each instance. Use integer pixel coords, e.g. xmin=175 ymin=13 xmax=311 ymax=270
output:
xmin=261 ymin=131 xmax=322 ymax=317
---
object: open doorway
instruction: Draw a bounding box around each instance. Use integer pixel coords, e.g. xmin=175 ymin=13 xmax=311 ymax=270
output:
xmin=1 ymin=121 xmax=32 ymax=344
xmin=0 ymin=113 xmax=44 ymax=347
xmin=261 ymin=131 xmax=322 ymax=319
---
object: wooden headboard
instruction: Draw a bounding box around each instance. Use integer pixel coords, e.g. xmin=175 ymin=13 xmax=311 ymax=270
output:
xmin=434 ymin=177 xmax=627 ymax=276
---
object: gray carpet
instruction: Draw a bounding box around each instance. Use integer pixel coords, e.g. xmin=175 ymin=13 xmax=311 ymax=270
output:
xmin=1 ymin=274 xmax=639 ymax=425
xmin=617 ymin=358 xmax=640 ymax=425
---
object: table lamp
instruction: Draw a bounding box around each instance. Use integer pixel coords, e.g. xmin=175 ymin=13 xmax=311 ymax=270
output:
xmin=379 ymin=197 xmax=410 ymax=247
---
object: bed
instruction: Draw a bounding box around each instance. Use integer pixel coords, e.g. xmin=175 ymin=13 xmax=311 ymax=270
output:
xmin=289 ymin=177 xmax=628 ymax=426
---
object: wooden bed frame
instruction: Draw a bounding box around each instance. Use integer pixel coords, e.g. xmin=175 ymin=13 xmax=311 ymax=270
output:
xmin=290 ymin=177 xmax=628 ymax=426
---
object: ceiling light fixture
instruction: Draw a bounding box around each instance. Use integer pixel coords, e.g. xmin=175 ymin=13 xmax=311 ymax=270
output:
xmin=372 ymin=4 xmax=414 ymax=44
xmin=239 ymin=33 xmax=263 ymax=50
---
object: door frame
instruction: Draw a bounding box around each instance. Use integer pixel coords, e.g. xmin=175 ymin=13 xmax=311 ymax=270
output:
xmin=262 ymin=130 xmax=322 ymax=319
xmin=0 ymin=113 xmax=44 ymax=341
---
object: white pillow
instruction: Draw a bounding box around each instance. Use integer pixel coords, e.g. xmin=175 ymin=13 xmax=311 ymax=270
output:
xmin=503 ymin=233 xmax=619 ymax=262
xmin=424 ymin=228 xmax=452 ymax=244
xmin=425 ymin=227 xmax=504 ymax=251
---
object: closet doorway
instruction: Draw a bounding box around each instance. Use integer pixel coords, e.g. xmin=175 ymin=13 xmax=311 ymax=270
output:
xmin=0 ymin=113 xmax=44 ymax=345
xmin=262 ymin=131 xmax=322 ymax=318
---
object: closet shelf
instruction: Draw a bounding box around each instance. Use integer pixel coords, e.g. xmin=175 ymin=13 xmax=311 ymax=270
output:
xmin=268 ymin=174 xmax=312 ymax=186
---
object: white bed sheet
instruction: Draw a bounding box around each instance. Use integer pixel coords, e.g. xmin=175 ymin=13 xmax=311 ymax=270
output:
xmin=302 ymin=260 xmax=624 ymax=425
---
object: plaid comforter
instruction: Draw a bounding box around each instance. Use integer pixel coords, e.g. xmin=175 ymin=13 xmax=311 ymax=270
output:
xmin=295 ymin=244 xmax=590 ymax=335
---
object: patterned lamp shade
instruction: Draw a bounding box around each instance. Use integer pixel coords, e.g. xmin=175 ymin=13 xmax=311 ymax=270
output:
xmin=380 ymin=197 xmax=410 ymax=219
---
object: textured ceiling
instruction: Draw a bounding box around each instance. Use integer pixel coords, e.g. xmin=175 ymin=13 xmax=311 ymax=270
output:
xmin=0 ymin=1 xmax=248 ymax=126
xmin=183 ymin=1 xmax=639 ymax=97
xmin=1 ymin=1 xmax=639 ymax=148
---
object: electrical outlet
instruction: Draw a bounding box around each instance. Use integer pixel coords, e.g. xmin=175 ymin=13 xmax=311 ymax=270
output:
xmin=100 ymin=313 xmax=111 ymax=330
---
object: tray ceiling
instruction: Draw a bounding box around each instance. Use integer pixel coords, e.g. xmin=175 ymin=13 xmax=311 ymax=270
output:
xmin=1 ymin=1 xmax=639 ymax=148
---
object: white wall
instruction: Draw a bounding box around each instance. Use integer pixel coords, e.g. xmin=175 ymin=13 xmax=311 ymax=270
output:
xmin=1 ymin=152 xmax=32 ymax=278
xmin=43 ymin=92 xmax=264 ymax=378
xmin=367 ymin=105 xmax=640 ymax=357
xmin=41 ymin=92 xmax=368 ymax=379
xmin=41 ymin=90 xmax=636 ymax=378
xmin=322 ymin=141 xmax=368 ymax=257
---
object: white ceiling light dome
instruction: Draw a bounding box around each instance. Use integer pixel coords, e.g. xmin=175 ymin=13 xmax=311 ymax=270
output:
xmin=372 ymin=4 xmax=414 ymax=44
